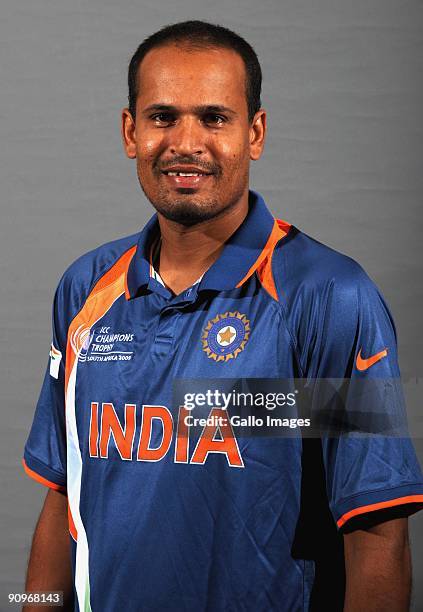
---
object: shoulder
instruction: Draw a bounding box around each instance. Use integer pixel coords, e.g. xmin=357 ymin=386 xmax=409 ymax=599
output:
xmin=54 ymin=232 xmax=139 ymax=323
xmin=272 ymin=226 xmax=378 ymax=309
xmin=271 ymin=227 xmax=394 ymax=374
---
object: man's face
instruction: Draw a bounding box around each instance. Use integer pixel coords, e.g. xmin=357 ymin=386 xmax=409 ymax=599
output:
xmin=122 ymin=44 xmax=266 ymax=226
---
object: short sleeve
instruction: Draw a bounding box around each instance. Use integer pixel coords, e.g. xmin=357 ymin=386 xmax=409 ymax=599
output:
xmin=22 ymin=285 xmax=67 ymax=491
xmin=305 ymin=267 xmax=423 ymax=531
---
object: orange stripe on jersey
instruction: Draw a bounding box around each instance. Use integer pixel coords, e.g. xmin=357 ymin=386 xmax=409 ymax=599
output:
xmin=65 ymin=247 xmax=136 ymax=395
xmin=275 ymin=218 xmax=291 ymax=235
xmin=124 ymin=248 xmax=137 ymax=300
xmin=22 ymin=458 xmax=66 ymax=492
xmin=337 ymin=495 xmax=423 ymax=528
xmin=91 ymin=245 xmax=136 ymax=296
xmin=256 ymin=257 xmax=278 ymax=301
xmin=236 ymin=218 xmax=291 ymax=300
xmin=68 ymin=503 xmax=78 ymax=541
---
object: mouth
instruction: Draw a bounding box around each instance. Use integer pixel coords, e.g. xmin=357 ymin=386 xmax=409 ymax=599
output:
xmin=161 ymin=167 xmax=214 ymax=189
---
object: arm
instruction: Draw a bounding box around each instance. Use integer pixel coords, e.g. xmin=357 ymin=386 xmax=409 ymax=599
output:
xmin=23 ymin=489 xmax=74 ymax=612
xmin=343 ymin=517 xmax=411 ymax=612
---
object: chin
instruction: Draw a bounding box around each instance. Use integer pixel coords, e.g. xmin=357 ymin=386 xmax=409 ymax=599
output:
xmin=147 ymin=188 xmax=222 ymax=226
xmin=158 ymin=200 xmax=221 ymax=227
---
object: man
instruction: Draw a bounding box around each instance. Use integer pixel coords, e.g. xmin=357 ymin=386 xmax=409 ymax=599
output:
xmin=23 ymin=20 xmax=423 ymax=612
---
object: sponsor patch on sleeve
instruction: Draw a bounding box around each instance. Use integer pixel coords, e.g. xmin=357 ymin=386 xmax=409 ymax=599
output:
xmin=49 ymin=343 xmax=62 ymax=379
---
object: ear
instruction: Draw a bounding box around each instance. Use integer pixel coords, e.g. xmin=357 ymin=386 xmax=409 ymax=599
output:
xmin=121 ymin=108 xmax=137 ymax=159
xmin=249 ymin=109 xmax=266 ymax=161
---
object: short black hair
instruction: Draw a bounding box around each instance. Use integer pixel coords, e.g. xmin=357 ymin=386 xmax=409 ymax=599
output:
xmin=127 ymin=20 xmax=262 ymax=123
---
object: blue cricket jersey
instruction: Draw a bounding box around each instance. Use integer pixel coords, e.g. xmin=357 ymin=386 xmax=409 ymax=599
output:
xmin=23 ymin=191 xmax=423 ymax=611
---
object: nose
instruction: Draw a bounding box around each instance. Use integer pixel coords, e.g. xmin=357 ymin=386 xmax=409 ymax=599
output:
xmin=169 ymin=116 xmax=204 ymax=157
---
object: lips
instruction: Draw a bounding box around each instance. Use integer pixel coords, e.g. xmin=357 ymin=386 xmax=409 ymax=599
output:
xmin=161 ymin=165 xmax=213 ymax=176
xmin=161 ymin=166 xmax=214 ymax=189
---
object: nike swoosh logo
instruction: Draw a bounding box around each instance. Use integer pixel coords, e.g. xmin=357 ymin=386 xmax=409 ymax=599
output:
xmin=356 ymin=347 xmax=388 ymax=371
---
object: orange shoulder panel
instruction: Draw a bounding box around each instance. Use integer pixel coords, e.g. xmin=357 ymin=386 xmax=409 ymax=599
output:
xmin=65 ymin=245 xmax=137 ymax=393
xmin=249 ymin=218 xmax=291 ymax=301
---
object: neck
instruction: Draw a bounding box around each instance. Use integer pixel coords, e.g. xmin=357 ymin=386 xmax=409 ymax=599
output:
xmin=156 ymin=191 xmax=249 ymax=295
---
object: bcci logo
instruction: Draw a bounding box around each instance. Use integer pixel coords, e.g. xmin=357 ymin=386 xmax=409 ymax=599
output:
xmin=202 ymin=311 xmax=250 ymax=362
xmin=70 ymin=324 xmax=94 ymax=362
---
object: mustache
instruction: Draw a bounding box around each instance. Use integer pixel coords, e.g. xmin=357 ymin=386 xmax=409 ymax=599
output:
xmin=155 ymin=157 xmax=221 ymax=175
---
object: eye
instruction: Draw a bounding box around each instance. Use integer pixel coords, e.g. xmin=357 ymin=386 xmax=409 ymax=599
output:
xmin=203 ymin=113 xmax=226 ymax=126
xmin=151 ymin=112 xmax=176 ymax=125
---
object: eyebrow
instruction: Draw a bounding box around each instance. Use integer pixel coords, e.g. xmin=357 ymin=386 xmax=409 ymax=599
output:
xmin=142 ymin=104 xmax=237 ymax=116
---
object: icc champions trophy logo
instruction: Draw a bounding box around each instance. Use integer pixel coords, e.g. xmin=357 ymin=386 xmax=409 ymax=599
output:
xmin=70 ymin=325 xmax=94 ymax=362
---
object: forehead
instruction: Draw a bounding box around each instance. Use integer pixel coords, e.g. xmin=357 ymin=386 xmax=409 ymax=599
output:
xmin=136 ymin=44 xmax=247 ymax=110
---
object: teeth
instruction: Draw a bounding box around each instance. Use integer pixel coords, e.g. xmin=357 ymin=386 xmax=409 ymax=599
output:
xmin=167 ymin=172 xmax=203 ymax=176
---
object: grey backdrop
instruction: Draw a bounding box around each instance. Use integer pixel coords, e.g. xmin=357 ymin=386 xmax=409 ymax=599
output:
xmin=1 ymin=0 xmax=422 ymax=609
